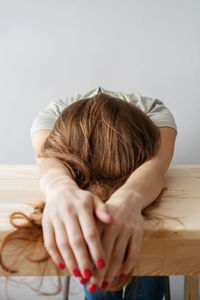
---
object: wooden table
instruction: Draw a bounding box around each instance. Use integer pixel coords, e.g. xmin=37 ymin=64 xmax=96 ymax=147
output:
xmin=0 ymin=164 xmax=200 ymax=300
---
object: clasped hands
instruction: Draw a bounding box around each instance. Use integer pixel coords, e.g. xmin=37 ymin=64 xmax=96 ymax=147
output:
xmin=42 ymin=181 xmax=145 ymax=293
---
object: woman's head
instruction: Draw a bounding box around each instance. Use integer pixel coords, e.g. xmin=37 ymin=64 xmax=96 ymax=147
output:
xmin=39 ymin=92 xmax=161 ymax=199
xmin=0 ymin=92 xmax=178 ymax=297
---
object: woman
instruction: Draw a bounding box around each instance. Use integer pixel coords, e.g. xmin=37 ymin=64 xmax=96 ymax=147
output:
xmin=0 ymin=87 xmax=178 ymax=299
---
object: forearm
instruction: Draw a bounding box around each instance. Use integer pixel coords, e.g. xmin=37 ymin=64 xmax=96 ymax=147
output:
xmin=38 ymin=157 xmax=79 ymax=197
xmin=31 ymin=130 xmax=78 ymax=198
xmin=122 ymin=159 xmax=165 ymax=211
xmin=119 ymin=127 xmax=176 ymax=211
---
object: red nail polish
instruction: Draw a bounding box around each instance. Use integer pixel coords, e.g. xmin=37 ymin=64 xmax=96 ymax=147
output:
xmin=101 ymin=281 xmax=109 ymax=289
xmin=118 ymin=273 xmax=125 ymax=280
xmin=83 ymin=269 xmax=92 ymax=279
xmin=80 ymin=277 xmax=88 ymax=285
xmin=72 ymin=268 xmax=81 ymax=277
xmin=58 ymin=262 xmax=65 ymax=270
xmin=97 ymin=258 xmax=105 ymax=269
xmin=87 ymin=283 xmax=97 ymax=293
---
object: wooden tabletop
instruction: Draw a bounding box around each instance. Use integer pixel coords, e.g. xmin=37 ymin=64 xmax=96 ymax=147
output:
xmin=0 ymin=164 xmax=200 ymax=276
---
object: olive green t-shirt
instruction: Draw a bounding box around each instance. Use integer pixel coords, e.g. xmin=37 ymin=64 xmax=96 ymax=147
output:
xmin=30 ymin=86 xmax=177 ymax=136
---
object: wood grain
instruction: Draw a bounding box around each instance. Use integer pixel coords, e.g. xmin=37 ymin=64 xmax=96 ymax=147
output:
xmin=0 ymin=164 xmax=200 ymax=278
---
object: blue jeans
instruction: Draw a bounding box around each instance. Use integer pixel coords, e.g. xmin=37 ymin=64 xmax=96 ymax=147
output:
xmin=83 ymin=276 xmax=168 ymax=300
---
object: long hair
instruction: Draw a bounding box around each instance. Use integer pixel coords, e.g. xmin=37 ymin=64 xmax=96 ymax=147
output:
xmin=0 ymin=92 xmax=182 ymax=298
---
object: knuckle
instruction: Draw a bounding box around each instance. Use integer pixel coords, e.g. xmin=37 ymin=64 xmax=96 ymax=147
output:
xmin=64 ymin=203 xmax=74 ymax=214
xmin=125 ymin=224 xmax=133 ymax=233
xmin=71 ymin=236 xmax=83 ymax=247
xmin=45 ymin=207 xmax=58 ymax=218
xmin=83 ymin=190 xmax=92 ymax=198
xmin=44 ymin=242 xmax=56 ymax=251
xmin=85 ymin=230 xmax=97 ymax=240
xmin=79 ymin=198 xmax=90 ymax=209
xmin=51 ymin=211 xmax=59 ymax=219
xmin=57 ymin=241 xmax=67 ymax=250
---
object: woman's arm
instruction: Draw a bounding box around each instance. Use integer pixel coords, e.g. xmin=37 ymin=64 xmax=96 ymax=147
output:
xmin=88 ymin=126 xmax=177 ymax=288
xmin=119 ymin=126 xmax=177 ymax=210
xmin=31 ymin=129 xmax=113 ymax=279
xmin=31 ymin=129 xmax=79 ymax=197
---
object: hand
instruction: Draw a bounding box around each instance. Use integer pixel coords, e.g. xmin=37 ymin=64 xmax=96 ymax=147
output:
xmin=41 ymin=179 xmax=113 ymax=279
xmin=86 ymin=187 xmax=145 ymax=291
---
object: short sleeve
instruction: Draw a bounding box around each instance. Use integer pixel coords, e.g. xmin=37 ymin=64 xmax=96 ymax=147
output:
xmin=31 ymin=88 xmax=178 ymax=137
xmin=30 ymin=98 xmax=71 ymax=136
xmin=125 ymin=92 xmax=178 ymax=133
xmin=139 ymin=96 xmax=177 ymax=132
xmin=30 ymin=88 xmax=100 ymax=137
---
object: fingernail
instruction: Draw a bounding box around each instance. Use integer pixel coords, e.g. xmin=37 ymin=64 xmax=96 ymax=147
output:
xmin=118 ymin=273 xmax=125 ymax=280
xmin=101 ymin=281 xmax=109 ymax=289
xmin=97 ymin=258 xmax=105 ymax=269
xmin=83 ymin=269 xmax=92 ymax=279
xmin=80 ymin=277 xmax=88 ymax=285
xmin=87 ymin=283 xmax=97 ymax=293
xmin=72 ymin=268 xmax=81 ymax=277
xmin=58 ymin=262 xmax=65 ymax=270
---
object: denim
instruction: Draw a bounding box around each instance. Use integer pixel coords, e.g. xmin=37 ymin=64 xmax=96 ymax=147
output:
xmin=83 ymin=275 xmax=168 ymax=300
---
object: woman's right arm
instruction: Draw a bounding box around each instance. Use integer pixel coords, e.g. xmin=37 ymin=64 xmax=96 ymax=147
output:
xmin=32 ymin=129 xmax=79 ymax=195
xmin=31 ymin=129 xmax=113 ymax=279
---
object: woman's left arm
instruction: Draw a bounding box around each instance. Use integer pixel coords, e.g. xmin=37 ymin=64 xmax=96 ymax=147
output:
xmin=120 ymin=126 xmax=177 ymax=211
xmin=86 ymin=127 xmax=177 ymax=290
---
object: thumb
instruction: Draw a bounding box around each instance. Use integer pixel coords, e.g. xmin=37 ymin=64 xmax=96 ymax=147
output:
xmin=93 ymin=197 xmax=114 ymax=224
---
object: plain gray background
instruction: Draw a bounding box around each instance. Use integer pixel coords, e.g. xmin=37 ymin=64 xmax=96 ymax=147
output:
xmin=0 ymin=0 xmax=200 ymax=299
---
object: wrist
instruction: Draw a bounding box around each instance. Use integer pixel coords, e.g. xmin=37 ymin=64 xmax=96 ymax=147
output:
xmin=110 ymin=185 xmax=144 ymax=213
xmin=122 ymin=188 xmax=144 ymax=212
xmin=40 ymin=174 xmax=79 ymax=197
xmin=118 ymin=161 xmax=165 ymax=211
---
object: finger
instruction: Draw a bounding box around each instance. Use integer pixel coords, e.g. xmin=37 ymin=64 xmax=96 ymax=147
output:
xmin=102 ymin=231 xmax=131 ymax=285
xmin=82 ymin=221 xmax=106 ymax=287
xmin=88 ymin=226 xmax=118 ymax=287
xmin=101 ymin=225 xmax=118 ymax=274
xmin=42 ymin=218 xmax=65 ymax=269
xmin=63 ymin=213 xmax=95 ymax=279
xmin=95 ymin=219 xmax=105 ymax=239
xmin=78 ymin=205 xmax=107 ymax=270
xmin=118 ymin=232 xmax=143 ymax=276
xmin=93 ymin=195 xmax=114 ymax=224
xmin=53 ymin=219 xmax=82 ymax=277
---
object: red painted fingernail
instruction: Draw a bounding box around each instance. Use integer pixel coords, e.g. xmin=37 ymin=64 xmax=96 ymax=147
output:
xmin=87 ymin=283 xmax=97 ymax=293
xmin=72 ymin=268 xmax=81 ymax=277
xmin=80 ymin=277 xmax=88 ymax=285
xmin=58 ymin=262 xmax=65 ymax=270
xmin=97 ymin=258 xmax=105 ymax=269
xmin=83 ymin=269 xmax=92 ymax=279
xmin=101 ymin=281 xmax=109 ymax=289
xmin=119 ymin=273 xmax=125 ymax=280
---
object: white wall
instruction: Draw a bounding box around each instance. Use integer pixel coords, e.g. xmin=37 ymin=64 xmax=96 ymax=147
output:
xmin=0 ymin=0 xmax=200 ymax=299
xmin=0 ymin=0 xmax=199 ymax=164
